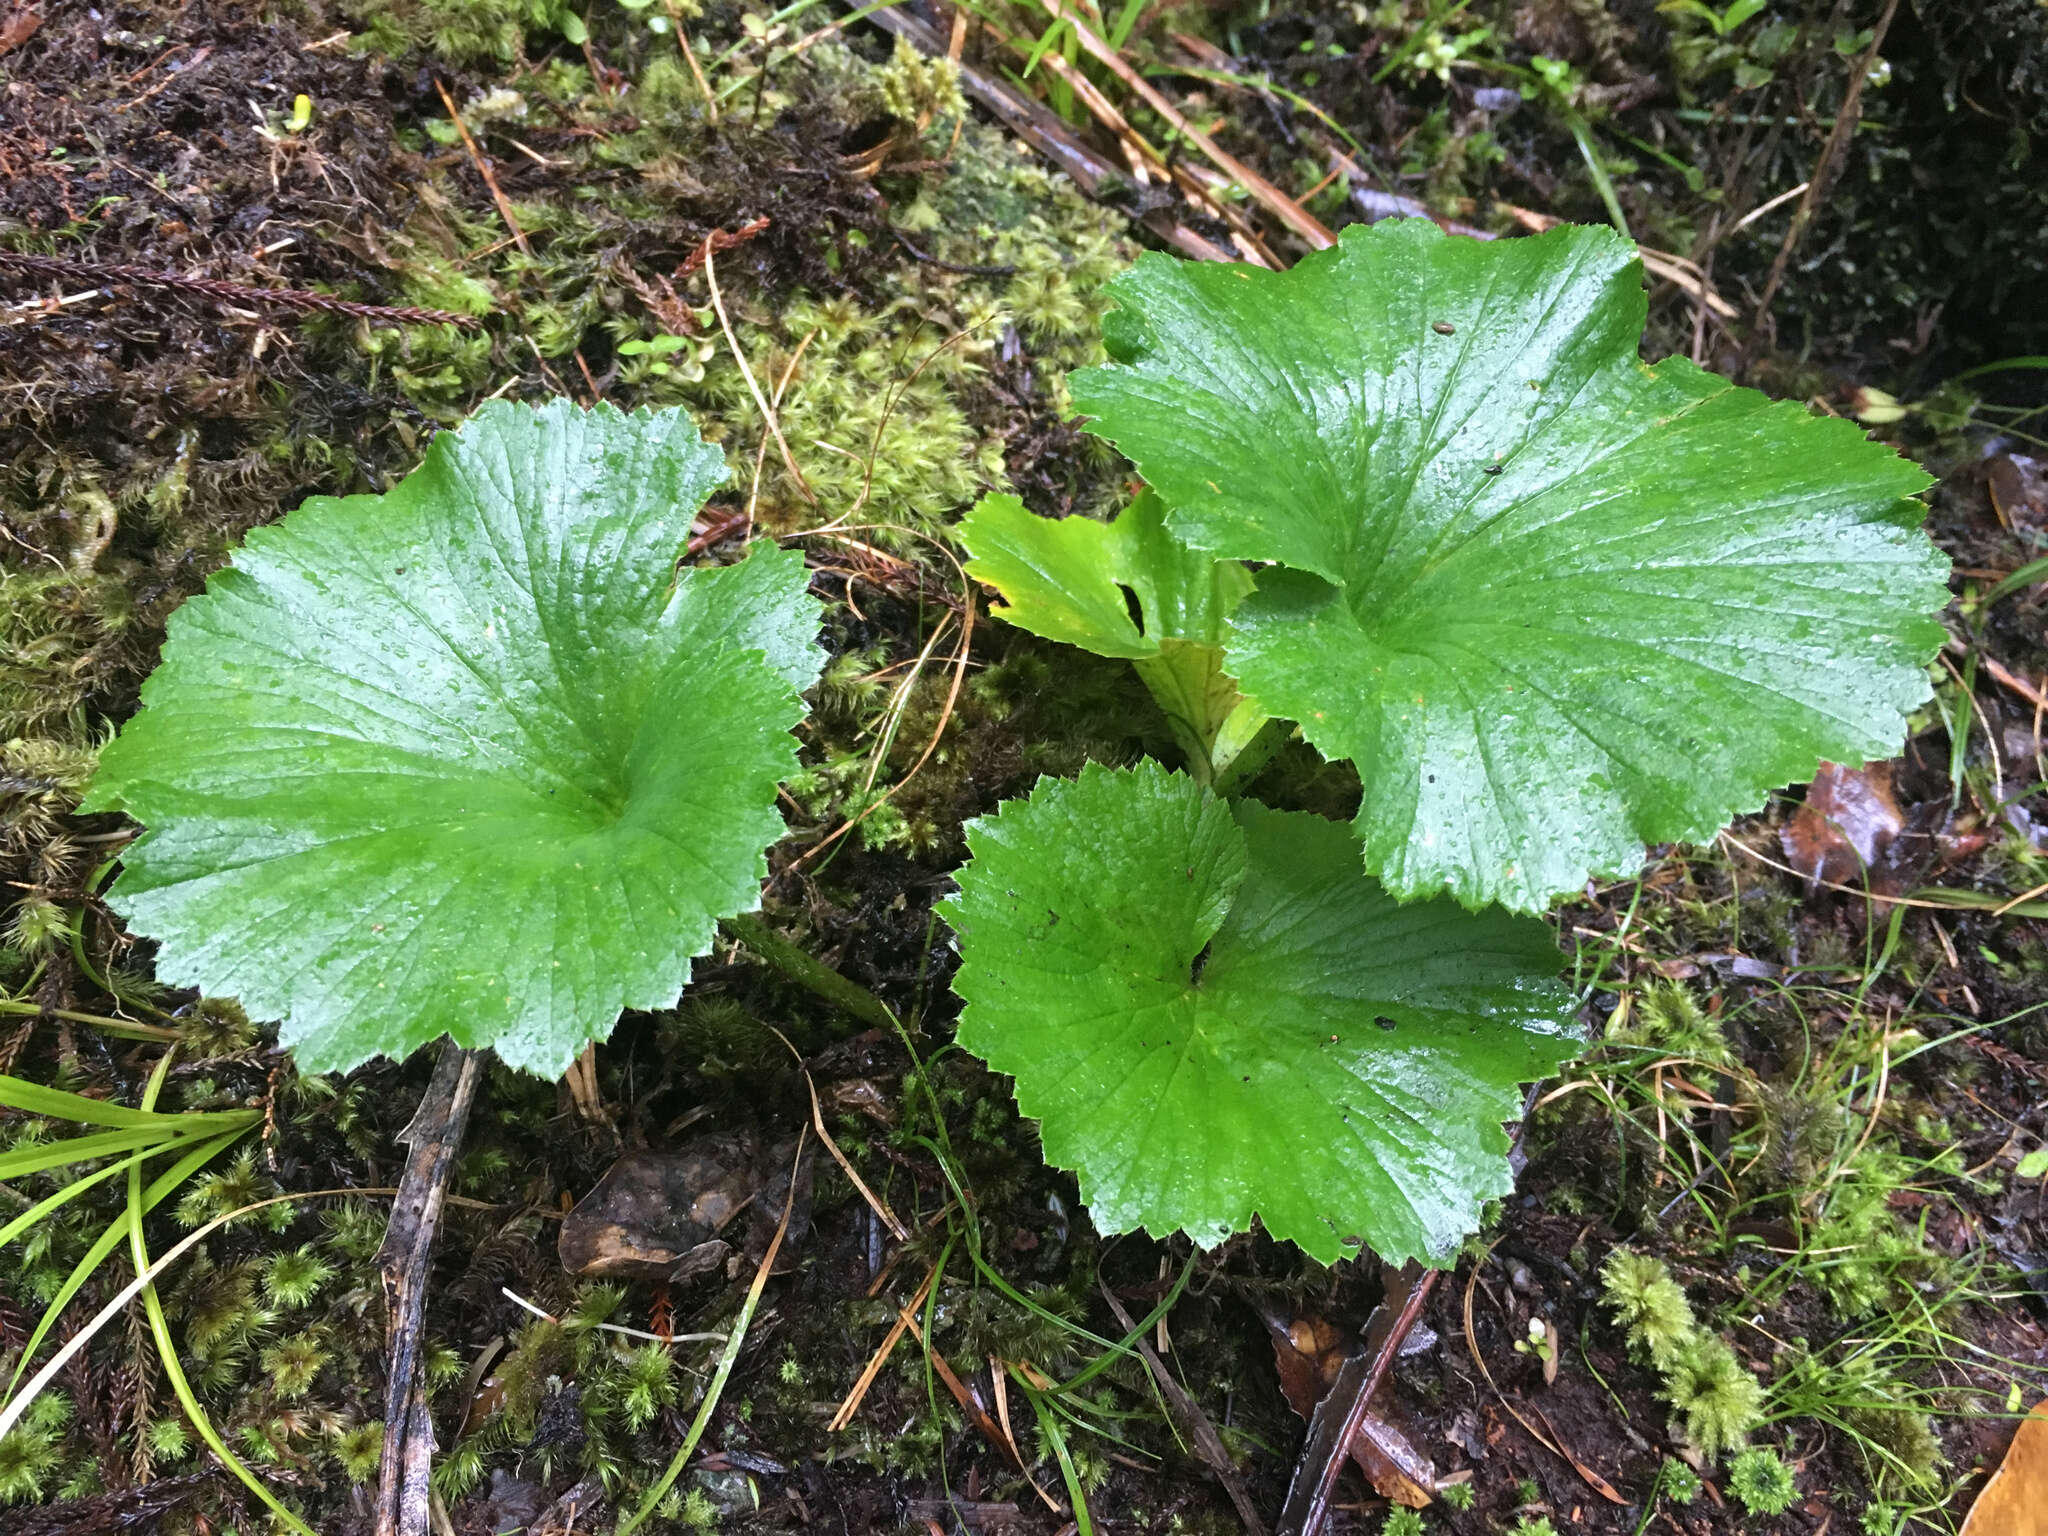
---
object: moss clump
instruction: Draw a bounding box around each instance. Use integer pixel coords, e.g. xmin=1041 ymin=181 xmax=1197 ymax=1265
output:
xmin=1727 ymin=1447 xmax=1798 ymax=1516
xmin=1601 ymin=1248 xmax=1763 ymax=1458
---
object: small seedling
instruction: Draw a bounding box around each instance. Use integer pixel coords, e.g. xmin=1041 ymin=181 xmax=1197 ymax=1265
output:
xmin=1515 ymin=1315 xmax=1560 ymax=1384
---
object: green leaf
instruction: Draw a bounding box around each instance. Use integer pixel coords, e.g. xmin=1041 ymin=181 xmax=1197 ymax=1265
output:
xmin=1070 ymin=221 xmax=1950 ymax=910
xmin=958 ymin=491 xmax=1248 ymax=659
xmin=83 ymin=400 xmax=820 ymax=1076
xmin=959 ymin=493 xmax=1261 ymax=776
xmin=944 ymin=761 xmax=1580 ymax=1265
xmin=2017 ymin=1147 xmax=2048 ymax=1181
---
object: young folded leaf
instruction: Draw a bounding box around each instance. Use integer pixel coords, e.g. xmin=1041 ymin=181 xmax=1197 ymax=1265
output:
xmin=944 ymin=760 xmax=1580 ymax=1266
xmin=82 ymin=400 xmax=821 ymax=1077
xmin=1071 ymin=220 xmax=1951 ymax=911
xmin=957 ymin=493 xmax=1266 ymax=783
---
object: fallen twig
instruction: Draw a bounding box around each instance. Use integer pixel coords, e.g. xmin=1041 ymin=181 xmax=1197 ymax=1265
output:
xmin=374 ymin=1041 xmax=484 ymax=1536
xmin=1099 ymin=1279 xmax=1267 ymax=1536
xmin=1756 ymin=0 xmax=1902 ymax=318
xmin=1276 ymin=1268 xmax=1438 ymax=1536
xmin=0 ymin=250 xmax=481 ymax=327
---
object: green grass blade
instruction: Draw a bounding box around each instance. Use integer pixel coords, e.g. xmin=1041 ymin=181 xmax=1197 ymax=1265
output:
xmin=1978 ymin=554 xmax=2048 ymax=612
xmin=128 ymin=1051 xmax=319 ymax=1536
xmin=0 ymin=1073 xmax=242 ymax=1129
xmin=0 ymin=1144 xmax=161 ymax=1251
xmin=0 ymin=1125 xmax=196 ymax=1179
xmin=1951 ymin=355 xmax=2048 ymax=381
xmin=616 ymin=1131 xmax=809 ymax=1535
xmin=1012 ymin=1370 xmax=1094 ymax=1536
xmin=5 ymin=1122 xmax=252 ymax=1394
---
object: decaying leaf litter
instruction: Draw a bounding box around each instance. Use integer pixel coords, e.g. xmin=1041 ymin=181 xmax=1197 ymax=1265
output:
xmin=3 ymin=2 xmax=2048 ymax=1534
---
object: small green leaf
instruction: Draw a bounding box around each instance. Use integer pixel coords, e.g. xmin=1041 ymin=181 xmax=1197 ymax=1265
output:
xmin=84 ymin=400 xmax=820 ymax=1077
xmin=958 ymin=491 xmax=1248 ymax=659
xmin=959 ymin=493 xmax=1259 ymax=774
xmin=945 ymin=761 xmax=1580 ymax=1265
xmin=1071 ymin=220 xmax=1950 ymax=910
xmin=2017 ymin=1147 xmax=2048 ymax=1180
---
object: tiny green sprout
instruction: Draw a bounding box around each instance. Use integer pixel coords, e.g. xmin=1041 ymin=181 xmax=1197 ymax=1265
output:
xmin=1508 ymin=1518 xmax=1559 ymax=1536
xmin=261 ymin=1246 xmax=334 ymax=1309
xmin=286 ymin=94 xmax=313 ymax=133
xmin=682 ymin=1486 xmax=719 ymax=1531
xmin=1658 ymin=1457 xmax=1702 ymax=1504
xmin=1727 ymin=1447 xmax=1798 ymax=1516
xmin=1665 ymin=1334 xmax=1764 ymax=1458
xmin=1514 ymin=1315 xmax=1559 ymax=1380
xmin=620 ymin=1343 xmax=677 ymax=1433
xmin=262 ymin=1334 xmax=330 ymax=1399
xmin=2016 ymin=1146 xmax=2048 ymax=1181
xmin=1380 ymin=1508 xmax=1424 ymax=1536
xmin=1514 ymin=1477 xmax=1542 ymax=1507
xmin=423 ymin=1343 xmax=467 ymax=1390
xmin=1851 ymin=386 xmax=1911 ymax=426
xmin=145 ymin=1416 xmax=192 ymax=1463
xmin=1601 ymin=1250 xmax=1695 ymax=1371
xmin=1437 ymin=1479 xmax=1475 ymax=1511
xmin=6 ymin=895 xmax=72 ymax=956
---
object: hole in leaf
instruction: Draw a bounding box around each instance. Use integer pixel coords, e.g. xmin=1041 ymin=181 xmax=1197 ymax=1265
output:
xmin=1189 ymin=938 xmax=1213 ymax=986
xmin=1118 ymin=582 xmax=1146 ymax=637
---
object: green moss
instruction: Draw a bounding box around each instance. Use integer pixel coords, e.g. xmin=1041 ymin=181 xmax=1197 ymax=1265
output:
xmin=1727 ymin=1447 xmax=1798 ymax=1516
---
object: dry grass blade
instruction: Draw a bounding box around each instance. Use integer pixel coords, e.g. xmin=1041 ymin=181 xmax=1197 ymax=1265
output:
xmin=1033 ymin=0 xmax=1335 ymax=251
xmin=703 ymin=238 xmax=816 ymax=508
xmin=829 ymin=1263 xmax=937 ymax=1432
xmin=767 ymin=1023 xmax=910 ymax=1242
xmin=661 ymin=0 xmax=718 ymax=122
xmin=432 ymin=79 xmax=530 ymax=257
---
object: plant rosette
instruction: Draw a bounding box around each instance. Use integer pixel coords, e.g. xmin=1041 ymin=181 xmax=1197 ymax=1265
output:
xmin=84 ymin=399 xmax=822 ymax=1076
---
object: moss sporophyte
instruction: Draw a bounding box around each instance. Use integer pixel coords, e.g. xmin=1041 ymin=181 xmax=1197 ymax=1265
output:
xmin=82 ymin=221 xmax=1947 ymax=1277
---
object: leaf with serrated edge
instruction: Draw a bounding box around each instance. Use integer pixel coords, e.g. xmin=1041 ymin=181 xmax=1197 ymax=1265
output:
xmin=945 ymin=761 xmax=1580 ymax=1265
xmin=1070 ymin=220 xmax=1950 ymax=910
xmin=83 ymin=400 xmax=820 ymax=1077
xmin=958 ymin=491 xmax=1250 ymax=658
xmin=961 ymin=493 xmax=1257 ymax=768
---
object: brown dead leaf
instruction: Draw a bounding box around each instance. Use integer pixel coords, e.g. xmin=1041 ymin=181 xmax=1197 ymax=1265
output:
xmin=1782 ymin=760 xmax=1904 ymax=890
xmin=1262 ymin=1309 xmax=1435 ymax=1508
xmin=1959 ymin=1399 xmax=2048 ymax=1536
xmin=1989 ymin=454 xmax=2048 ymax=536
xmin=0 ymin=4 xmax=41 ymax=56
xmin=1264 ymin=1310 xmax=1353 ymax=1417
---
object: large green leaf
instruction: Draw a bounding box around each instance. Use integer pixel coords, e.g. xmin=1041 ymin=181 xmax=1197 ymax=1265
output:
xmin=958 ymin=493 xmax=1264 ymax=780
xmin=1069 ymin=221 xmax=1951 ymax=910
xmin=82 ymin=400 xmax=821 ymax=1076
xmin=944 ymin=761 xmax=1579 ymax=1265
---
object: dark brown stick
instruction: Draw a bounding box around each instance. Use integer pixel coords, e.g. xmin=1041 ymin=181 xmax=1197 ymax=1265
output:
xmin=1275 ymin=1267 xmax=1439 ymax=1536
xmin=0 ymin=250 xmax=482 ymax=327
xmin=374 ymin=1040 xmax=484 ymax=1536
xmin=1755 ymin=0 xmax=1902 ymax=319
xmin=1099 ymin=1278 xmax=1268 ymax=1536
